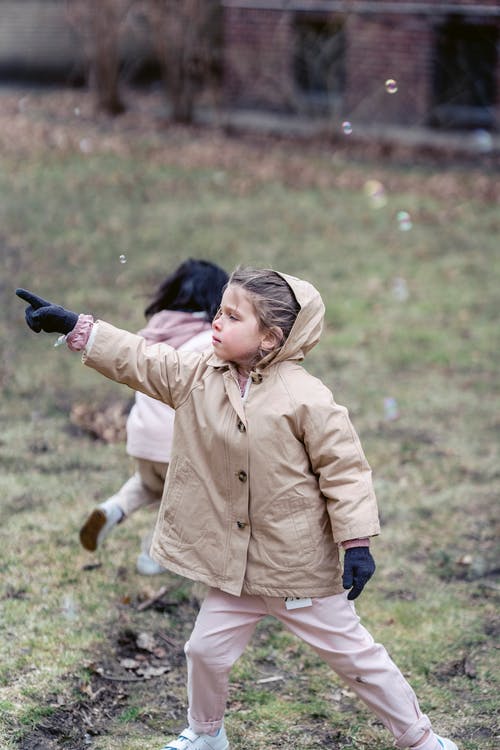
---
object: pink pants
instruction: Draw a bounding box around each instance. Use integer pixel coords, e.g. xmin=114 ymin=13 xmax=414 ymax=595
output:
xmin=184 ymin=589 xmax=433 ymax=748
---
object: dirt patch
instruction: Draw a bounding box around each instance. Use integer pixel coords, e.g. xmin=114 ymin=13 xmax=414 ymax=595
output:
xmin=69 ymin=399 xmax=132 ymax=444
xmin=17 ymin=597 xmax=197 ymax=750
xmin=18 ymin=682 xmax=128 ymax=750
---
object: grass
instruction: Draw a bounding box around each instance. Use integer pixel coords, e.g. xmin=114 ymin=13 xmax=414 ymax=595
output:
xmin=0 ymin=88 xmax=499 ymax=749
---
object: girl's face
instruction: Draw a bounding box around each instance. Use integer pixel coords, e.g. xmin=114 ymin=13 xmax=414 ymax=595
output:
xmin=212 ymin=285 xmax=275 ymax=373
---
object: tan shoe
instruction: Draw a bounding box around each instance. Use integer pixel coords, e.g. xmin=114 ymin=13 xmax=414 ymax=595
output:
xmin=79 ymin=504 xmax=123 ymax=551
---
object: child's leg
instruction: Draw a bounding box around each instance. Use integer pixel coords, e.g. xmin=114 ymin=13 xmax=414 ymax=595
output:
xmin=269 ymin=594 xmax=434 ymax=749
xmin=185 ymin=588 xmax=266 ymax=736
xmin=118 ymin=458 xmax=167 ymax=516
xmin=79 ymin=460 xmax=166 ymax=551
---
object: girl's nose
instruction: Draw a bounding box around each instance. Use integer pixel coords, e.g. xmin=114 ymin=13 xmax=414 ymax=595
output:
xmin=213 ymin=317 xmax=221 ymax=331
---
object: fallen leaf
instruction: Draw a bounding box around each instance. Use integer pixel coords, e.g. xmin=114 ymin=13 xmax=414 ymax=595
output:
xmin=136 ymin=632 xmax=156 ymax=652
xmin=135 ymin=664 xmax=170 ymax=679
xmin=120 ymin=658 xmax=140 ymax=670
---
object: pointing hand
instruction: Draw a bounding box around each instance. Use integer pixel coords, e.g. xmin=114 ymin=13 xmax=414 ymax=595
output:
xmin=16 ymin=288 xmax=79 ymax=335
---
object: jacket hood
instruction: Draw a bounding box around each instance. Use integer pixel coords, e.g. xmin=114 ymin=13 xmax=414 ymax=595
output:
xmin=263 ymin=271 xmax=325 ymax=367
xmin=208 ymin=270 xmax=325 ymax=371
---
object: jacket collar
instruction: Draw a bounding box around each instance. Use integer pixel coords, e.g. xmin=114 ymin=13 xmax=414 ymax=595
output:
xmin=206 ymin=352 xmax=264 ymax=385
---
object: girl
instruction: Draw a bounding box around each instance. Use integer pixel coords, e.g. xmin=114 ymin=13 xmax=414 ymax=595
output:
xmin=16 ymin=268 xmax=458 ymax=750
xmin=78 ymin=259 xmax=228 ymax=575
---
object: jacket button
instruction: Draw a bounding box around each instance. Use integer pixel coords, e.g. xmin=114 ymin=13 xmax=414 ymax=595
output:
xmin=237 ymin=419 xmax=246 ymax=433
xmin=237 ymin=470 xmax=247 ymax=482
xmin=251 ymin=373 xmax=263 ymax=384
xmin=237 ymin=521 xmax=247 ymax=529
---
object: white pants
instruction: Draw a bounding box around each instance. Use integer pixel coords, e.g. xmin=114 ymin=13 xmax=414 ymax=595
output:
xmin=109 ymin=457 xmax=167 ymax=517
xmin=184 ymin=588 xmax=433 ymax=748
xmin=103 ymin=458 xmax=167 ymax=553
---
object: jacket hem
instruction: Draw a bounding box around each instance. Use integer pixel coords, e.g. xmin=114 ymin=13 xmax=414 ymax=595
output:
xmin=149 ymin=556 xmax=241 ymax=595
xmin=241 ymin=582 xmax=345 ymax=598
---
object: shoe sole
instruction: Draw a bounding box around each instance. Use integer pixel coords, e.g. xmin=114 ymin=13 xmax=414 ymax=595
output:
xmin=79 ymin=509 xmax=106 ymax=551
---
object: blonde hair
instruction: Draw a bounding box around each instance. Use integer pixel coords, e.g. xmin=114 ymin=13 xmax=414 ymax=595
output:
xmin=227 ymin=266 xmax=300 ymax=363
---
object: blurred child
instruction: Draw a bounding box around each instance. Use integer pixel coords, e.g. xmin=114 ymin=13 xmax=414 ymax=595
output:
xmin=16 ymin=268 xmax=458 ymax=750
xmin=78 ymin=258 xmax=228 ymax=574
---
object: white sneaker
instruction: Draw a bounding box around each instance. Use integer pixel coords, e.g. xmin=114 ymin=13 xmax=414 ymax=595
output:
xmin=79 ymin=503 xmax=123 ymax=551
xmin=136 ymin=551 xmax=167 ymax=576
xmin=161 ymin=725 xmax=229 ymax=750
xmin=436 ymin=737 xmax=459 ymax=750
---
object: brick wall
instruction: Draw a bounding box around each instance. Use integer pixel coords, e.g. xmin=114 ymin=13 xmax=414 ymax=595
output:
xmin=224 ymin=8 xmax=294 ymax=110
xmin=223 ymin=1 xmax=500 ymax=128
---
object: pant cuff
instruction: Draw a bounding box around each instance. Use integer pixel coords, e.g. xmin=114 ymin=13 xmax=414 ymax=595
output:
xmin=187 ymin=709 xmax=223 ymax=736
xmin=395 ymin=715 xmax=433 ymax=748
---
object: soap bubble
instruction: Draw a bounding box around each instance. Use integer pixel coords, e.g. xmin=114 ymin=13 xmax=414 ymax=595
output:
xmin=364 ymin=179 xmax=387 ymax=209
xmin=383 ymin=397 xmax=400 ymax=421
xmin=472 ymin=129 xmax=493 ymax=153
xmin=61 ymin=594 xmax=78 ymax=621
xmin=391 ymin=277 xmax=409 ymax=301
xmin=212 ymin=171 xmax=226 ymax=185
xmin=342 ymin=121 xmax=353 ymax=136
xmin=54 ymin=335 xmax=66 ymax=348
xmin=385 ymin=78 xmax=398 ymax=94
xmin=74 ymin=107 xmax=81 ymax=117
xmin=119 ymin=254 xmax=127 ymax=264
xmin=397 ymin=210 xmax=413 ymax=231
xmin=79 ymin=137 xmax=92 ymax=154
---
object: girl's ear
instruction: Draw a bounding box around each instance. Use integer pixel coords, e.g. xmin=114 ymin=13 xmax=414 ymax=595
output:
xmin=260 ymin=326 xmax=283 ymax=352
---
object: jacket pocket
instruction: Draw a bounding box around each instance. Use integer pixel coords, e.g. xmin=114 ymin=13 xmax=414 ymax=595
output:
xmin=252 ymin=495 xmax=318 ymax=570
xmin=162 ymin=456 xmax=208 ymax=548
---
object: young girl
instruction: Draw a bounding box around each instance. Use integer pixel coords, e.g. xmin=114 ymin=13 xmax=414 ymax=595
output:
xmin=16 ymin=268 xmax=458 ymax=750
xmin=78 ymin=259 xmax=228 ymax=575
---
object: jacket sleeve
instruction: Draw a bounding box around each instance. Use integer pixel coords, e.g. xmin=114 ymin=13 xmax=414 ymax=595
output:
xmin=82 ymin=320 xmax=204 ymax=408
xmin=300 ymin=386 xmax=380 ymax=544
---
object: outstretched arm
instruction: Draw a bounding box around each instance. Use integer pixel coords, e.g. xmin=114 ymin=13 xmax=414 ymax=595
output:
xmin=16 ymin=288 xmax=207 ymax=409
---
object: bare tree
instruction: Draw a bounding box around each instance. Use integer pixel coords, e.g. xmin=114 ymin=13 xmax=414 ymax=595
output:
xmin=66 ymin=0 xmax=133 ymax=115
xmin=140 ymin=0 xmax=222 ymax=123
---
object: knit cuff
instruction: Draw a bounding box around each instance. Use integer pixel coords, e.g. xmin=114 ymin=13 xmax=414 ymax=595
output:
xmin=67 ymin=314 xmax=94 ymax=351
xmin=341 ymin=538 xmax=371 ymax=549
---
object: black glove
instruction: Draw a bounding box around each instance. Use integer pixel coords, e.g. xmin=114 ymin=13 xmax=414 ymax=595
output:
xmin=16 ymin=288 xmax=79 ymax=335
xmin=342 ymin=546 xmax=376 ymax=600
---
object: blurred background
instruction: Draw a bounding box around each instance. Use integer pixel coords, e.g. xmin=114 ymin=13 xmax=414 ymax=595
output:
xmin=0 ymin=0 xmax=498 ymax=149
xmin=0 ymin=3 xmax=499 ymax=750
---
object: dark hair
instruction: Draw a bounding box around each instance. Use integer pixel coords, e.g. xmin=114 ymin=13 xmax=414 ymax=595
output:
xmin=145 ymin=259 xmax=228 ymax=320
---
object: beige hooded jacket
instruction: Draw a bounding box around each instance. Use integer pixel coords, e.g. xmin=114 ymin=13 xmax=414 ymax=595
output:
xmin=83 ymin=272 xmax=380 ymax=598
